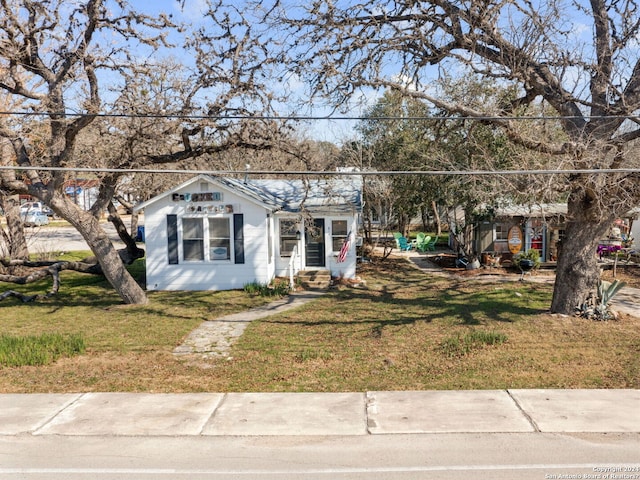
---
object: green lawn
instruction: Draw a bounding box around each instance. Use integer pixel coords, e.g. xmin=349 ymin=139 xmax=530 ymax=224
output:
xmin=0 ymin=254 xmax=638 ymax=392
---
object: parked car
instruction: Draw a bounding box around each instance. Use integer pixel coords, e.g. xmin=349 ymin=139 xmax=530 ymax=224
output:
xmin=20 ymin=201 xmax=56 ymax=218
xmin=21 ymin=210 xmax=50 ymax=227
xmin=41 ymin=205 xmax=55 ymax=217
xmin=20 ymin=201 xmax=43 ymax=212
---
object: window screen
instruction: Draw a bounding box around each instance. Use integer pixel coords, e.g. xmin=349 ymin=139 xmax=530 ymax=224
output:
xmin=183 ymin=218 xmax=204 ymax=261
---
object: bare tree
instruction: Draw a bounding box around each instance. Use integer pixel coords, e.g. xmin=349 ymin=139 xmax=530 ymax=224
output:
xmin=0 ymin=140 xmax=29 ymax=261
xmin=0 ymin=1 xmax=289 ymax=303
xmin=0 ymin=0 xmax=172 ymax=303
xmin=264 ymin=0 xmax=640 ymax=315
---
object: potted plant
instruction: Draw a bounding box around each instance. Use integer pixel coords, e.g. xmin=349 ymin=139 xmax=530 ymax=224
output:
xmin=514 ymin=248 xmax=541 ymax=273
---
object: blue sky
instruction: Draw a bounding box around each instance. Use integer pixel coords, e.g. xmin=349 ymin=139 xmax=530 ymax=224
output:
xmin=117 ymin=0 xmax=605 ymax=142
xmin=92 ymin=1 xmax=628 ymax=142
xmin=118 ymin=1 xmax=376 ymax=142
xmin=134 ymin=0 xmax=209 ymax=23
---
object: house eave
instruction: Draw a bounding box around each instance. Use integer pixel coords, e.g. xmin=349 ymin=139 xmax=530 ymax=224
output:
xmin=133 ymin=174 xmax=279 ymax=213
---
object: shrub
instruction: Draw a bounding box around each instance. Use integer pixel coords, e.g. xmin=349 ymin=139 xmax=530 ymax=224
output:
xmin=514 ymin=248 xmax=541 ymax=268
xmin=243 ymin=279 xmax=291 ymax=297
xmin=243 ymin=281 xmax=263 ymax=295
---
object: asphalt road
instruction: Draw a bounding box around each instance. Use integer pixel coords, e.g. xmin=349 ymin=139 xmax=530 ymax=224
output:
xmin=2 ymin=433 xmax=639 ymax=480
xmin=24 ymin=223 xmax=126 ymax=253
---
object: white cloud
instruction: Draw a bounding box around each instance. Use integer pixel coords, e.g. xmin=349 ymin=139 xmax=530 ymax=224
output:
xmin=171 ymin=0 xmax=209 ymax=23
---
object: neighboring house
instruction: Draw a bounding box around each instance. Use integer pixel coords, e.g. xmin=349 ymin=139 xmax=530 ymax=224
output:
xmin=18 ymin=179 xmax=100 ymax=213
xmin=134 ymin=174 xmax=362 ymax=291
xmin=473 ymin=204 xmax=568 ymax=263
xmin=64 ymin=179 xmax=100 ymax=210
xmin=471 ymin=204 xmax=640 ymax=264
xmin=631 ymin=213 xmax=640 ymax=250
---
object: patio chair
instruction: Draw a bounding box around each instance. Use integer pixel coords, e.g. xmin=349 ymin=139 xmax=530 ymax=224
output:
xmin=392 ymin=232 xmax=412 ymax=251
xmin=425 ymin=235 xmax=439 ymax=251
xmin=411 ymin=232 xmax=424 ymax=247
xmin=397 ymin=235 xmax=413 ymax=251
xmin=392 ymin=232 xmax=403 ymax=248
xmin=414 ymin=233 xmax=431 ymax=252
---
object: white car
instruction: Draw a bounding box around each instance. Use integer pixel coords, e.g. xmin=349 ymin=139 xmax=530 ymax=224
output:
xmin=21 ymin=210 xmax=50 ymax=227
xmin=21 ymin=201 xmax=56 ymax=218
xmin=20 ymin=201 xmax=43 ymax=212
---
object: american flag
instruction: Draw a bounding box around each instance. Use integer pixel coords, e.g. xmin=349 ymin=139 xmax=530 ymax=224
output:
xmin=337 ymin=232 xmax=352 ymax=263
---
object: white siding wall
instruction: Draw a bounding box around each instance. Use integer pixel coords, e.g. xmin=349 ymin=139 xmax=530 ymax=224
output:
xmin=631 ymin=215 xmax=640 ymax=250
xmin=273 ymin=214 xmax=358 ymax=279
xmin=144 ymin=186 xmax=273 ymax=291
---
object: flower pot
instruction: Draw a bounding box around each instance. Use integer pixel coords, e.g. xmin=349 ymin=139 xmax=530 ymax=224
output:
xmin=519 ymin=259 xmax=535 ymax=272
xmin=466 ymin=258 xmax=481 ymax=270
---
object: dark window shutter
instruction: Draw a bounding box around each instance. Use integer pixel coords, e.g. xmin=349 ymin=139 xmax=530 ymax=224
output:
xmin=233 ymin=214 xmax=244 ymax=264
xmin=167 ymin=214 xmax=179 ymax=264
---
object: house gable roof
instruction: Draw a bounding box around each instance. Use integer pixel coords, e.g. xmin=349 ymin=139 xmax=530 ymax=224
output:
xmin=134 ymin=175 xmax=362 ymax=214
xmin=133 ymin=174 xmax=282 ymax=212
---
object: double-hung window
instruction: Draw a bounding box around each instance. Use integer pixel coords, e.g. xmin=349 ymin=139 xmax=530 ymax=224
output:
xmin=183 ymin=218 xmax=205 ymax=261
xmin=279 ymin=219 xmax=298 ymax=257
xmin=331 ymin=220 xmax=348 ymax=252
xmin=182 ymin=217 xmax=231 ymax=261
xmin=494 ymin=222 xmax=510 ymax=253
xmin=209 ymin=217 xmax=231 ymax=260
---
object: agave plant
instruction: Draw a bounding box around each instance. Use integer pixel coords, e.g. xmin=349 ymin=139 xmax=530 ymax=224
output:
xmin=594 ymin=279 xmax=627 ymax=320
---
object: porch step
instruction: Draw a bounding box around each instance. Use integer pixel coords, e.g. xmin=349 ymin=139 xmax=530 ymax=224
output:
xmin=297 ymin=270 xmax=331 ymax=290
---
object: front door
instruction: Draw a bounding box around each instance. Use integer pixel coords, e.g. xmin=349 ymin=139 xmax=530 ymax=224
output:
xmin=305 ymin=219 xmax=325 ymax=267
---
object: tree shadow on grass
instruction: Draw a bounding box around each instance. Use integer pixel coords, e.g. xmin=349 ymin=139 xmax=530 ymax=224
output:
xmin=259 ymin=271 xmax=552 ymax=329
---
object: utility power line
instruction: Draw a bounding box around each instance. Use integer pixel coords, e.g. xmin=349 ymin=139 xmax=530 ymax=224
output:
xmin=1 ymin=110 xmax=640 ymax=122
xmin=2 ymin=165 xmax=640 ymax=176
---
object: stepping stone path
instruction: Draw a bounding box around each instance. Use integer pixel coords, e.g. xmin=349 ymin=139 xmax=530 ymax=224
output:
xmin=173 ymin=291 xmax=326 ymax=359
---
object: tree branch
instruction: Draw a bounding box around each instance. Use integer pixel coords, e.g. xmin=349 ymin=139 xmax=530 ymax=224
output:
xmin=378 ymin=81 xmax=578 ymax=156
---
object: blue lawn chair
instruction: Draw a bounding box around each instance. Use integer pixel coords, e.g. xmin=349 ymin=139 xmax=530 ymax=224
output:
xmin=397 ymin=236 xmax=412 ymax=251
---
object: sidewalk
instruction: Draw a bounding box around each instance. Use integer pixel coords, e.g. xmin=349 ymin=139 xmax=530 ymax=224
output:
xmin=1 ymin=389 xmax=639 ymax=436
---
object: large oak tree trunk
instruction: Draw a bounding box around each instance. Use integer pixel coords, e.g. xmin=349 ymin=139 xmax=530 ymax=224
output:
xmin=1 ymin=194 xmax=29 ymax=260
xmin=550 ymin=192 xmax=613 ymax=315
xmin=1 ymin=143 xmax=29 ymax=260
xmin=51 ymin=196 xmax=148 ymax=305
xmin=107 ymin=202 xmax=145 ymax=264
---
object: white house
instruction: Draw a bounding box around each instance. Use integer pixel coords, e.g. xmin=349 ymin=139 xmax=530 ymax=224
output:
xmin=134 ymin=174 xmax=362 ymax=291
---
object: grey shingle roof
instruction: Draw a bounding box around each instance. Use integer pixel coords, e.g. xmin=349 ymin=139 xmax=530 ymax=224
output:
xmin=214 ymin=176 xmax=362 ymax=214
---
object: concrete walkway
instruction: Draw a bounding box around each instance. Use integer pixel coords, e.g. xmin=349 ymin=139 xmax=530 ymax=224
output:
xmin=173 ymin=290 xmax=326 ymax=358
xmin=1 ymin=389 xmax=639 ymax=436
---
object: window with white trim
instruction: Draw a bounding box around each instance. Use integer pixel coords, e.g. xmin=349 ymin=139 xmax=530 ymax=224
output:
xmin=495 ymin=223 xmax=510 ymax=241
xmin=182 ymin=217 xmax=231 ymax=261
xmin=183 ymin=218 xmax=205 ymax=261
xmin=331 ymin=220 xmax=348 ymax=251
xmin=279 ymin=219 xmax=298 ymax=257
xmin=209 ymin=217 xmax=231 ymax=260
xmin=494 ymin=222 xmax=510 ymax=253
